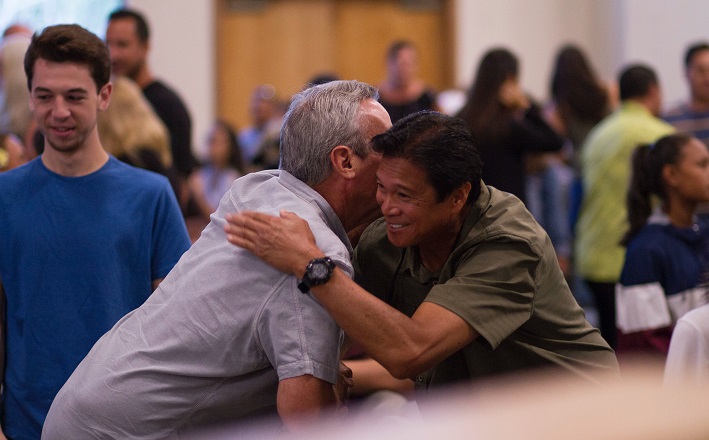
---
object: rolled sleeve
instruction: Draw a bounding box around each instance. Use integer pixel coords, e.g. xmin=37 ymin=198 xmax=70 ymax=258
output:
xmin=258 ymin=277 xmax=342 ymax=385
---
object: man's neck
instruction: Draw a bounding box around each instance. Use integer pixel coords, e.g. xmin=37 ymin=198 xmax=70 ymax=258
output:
xmin=132 ymin=66 xmax=154 ymax=90
xmin=664 ymin=198 xmax=697 ymax=229
xmin=41 ymin=134 xmax=109 ymax=177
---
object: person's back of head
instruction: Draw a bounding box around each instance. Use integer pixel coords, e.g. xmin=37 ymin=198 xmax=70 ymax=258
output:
xmin=97 ymin=75 xmax=171 ymax=166
xmin=372 ymin=111 xmax=483 ymax=204
xmin=459 ymin=47 xmax=518 ymax=137
xmin=550 ymin=44 xmax=608 ymax=123
xmin=279 ymin=80 xmax=379 ymax=186
xmin=23 ymin=24 xmax=110 ymax=93
xmin=619 ymin=64 xmax=657 ymax=101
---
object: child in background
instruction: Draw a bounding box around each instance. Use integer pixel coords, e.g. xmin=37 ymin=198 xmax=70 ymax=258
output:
xmin=616 ymin=133 xmax=709 ymax=360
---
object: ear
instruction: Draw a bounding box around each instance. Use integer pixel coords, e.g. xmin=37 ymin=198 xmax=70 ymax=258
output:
xmin=97 ymin=82 xmax=112 ymax=112
xmin=329 ymin=145 xmax=356 ymax=179
xmin=662 ymin=163 xmax=679 ymax=188
xmin=450 ymin=181 xmax=472 ymax=212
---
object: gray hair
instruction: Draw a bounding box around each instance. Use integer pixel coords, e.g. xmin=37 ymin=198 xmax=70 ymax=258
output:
xmin=279 ymin=80 xmax=379 ymax=186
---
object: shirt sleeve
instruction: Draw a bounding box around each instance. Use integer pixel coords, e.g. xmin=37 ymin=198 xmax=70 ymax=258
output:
xmin=151 ymin=179 xmax=192 ymax=279
xmin=425 ymin=239 xmax=539 ymax=349
xmin=508 ymin=104 xmax=565 ymax=154
xmin=665 ymin=315 xmax=709 ymax=385
xmin=257 ymin=276 xmax=342 ymax=385
xmin=616 ymin=243 xmax=671 ymax=333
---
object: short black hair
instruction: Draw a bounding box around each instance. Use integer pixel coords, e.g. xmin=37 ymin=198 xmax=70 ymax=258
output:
xmin=108 ymin=8 xmax=150 ymax=43
xmin=619 ymin=64 xmax=657 ymax=101
xmin=684 ymin=41 xmax=709 ymax=68
xmin=24 ymin=24 xmax=111 ymax=92
xmin=372 ymin=111 xmax=482 ymax=204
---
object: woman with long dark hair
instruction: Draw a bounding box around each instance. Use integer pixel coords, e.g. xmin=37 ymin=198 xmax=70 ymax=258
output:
xmin=457 ymin=48 xmax=563 ymax=204
xmin=549 ymin=45 xmax=613 ymax=154
xmin=616 ymin=133 xmax=709 ymax=359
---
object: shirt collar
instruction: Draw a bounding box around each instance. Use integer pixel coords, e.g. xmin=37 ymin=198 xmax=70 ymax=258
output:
xmin=276 ymin=170 xmax=354 ymax=256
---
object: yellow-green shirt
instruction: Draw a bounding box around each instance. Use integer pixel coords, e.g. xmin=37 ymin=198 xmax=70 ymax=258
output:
xmin=575 ymin=102 xmax=674 ymax=282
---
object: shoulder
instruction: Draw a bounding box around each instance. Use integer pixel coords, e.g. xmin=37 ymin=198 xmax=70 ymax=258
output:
xmin=624 ymin=106 xmax=675 ymax=133
xmin=678 ymin=304 xmax=709 ymax=328
xmin=357 ymin=218 xmax=395 ymax=255
xmin=106 ymin=157 xmax=172 ymax=191
xmin=625 ymin=224 xmax=670 ymax=254
xmin=581 ymin=112 xmax=617 ymax=146
xmin=469 ymin=188 xmax=546 ymax=248
xmin=143 ymin=80 xmax=188 ymax=109
xmin=231 ymin=171 xmax=353 ymax=264
xmin=0 ymin=158 xmax=36 ymax=183
xmin=621 ymin=225 xmax=677 ymax=276
xmin=354 ymin=218 xmax=401 ymax=271
xmin=0 ymin=160 xmax=38 ymax=204
xmin=663 ymin=102 xmax=692 ymax=119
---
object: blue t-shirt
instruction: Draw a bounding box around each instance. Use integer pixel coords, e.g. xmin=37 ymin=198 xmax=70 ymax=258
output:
xmin=0 ymin=156 xmax=191 ymax=439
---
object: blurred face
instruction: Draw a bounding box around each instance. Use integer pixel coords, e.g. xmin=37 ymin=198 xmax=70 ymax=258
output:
xmin=387 ymin=46 xmax=418 ymax=84
xmin=666 ymin=137 xmax=709 ymax=204
xmin=29 ymin=59 xmax=111 ymax=154
xmin=249 ymin=85 xmax=277 ymax=127
xmin=208 ymin=124 xmax=231 ymax=167
xmin=376 ymin=157 xmax=463 ymax=252
xmin=687 ymin=49 xmax=709 ymax=104
xmin=106 ymin=18 xmax=148 ymax=79
xmin=250 ymin=97 xmax=273 ymax=127
xmin=348 ymin=99 xmax=391 ymax=225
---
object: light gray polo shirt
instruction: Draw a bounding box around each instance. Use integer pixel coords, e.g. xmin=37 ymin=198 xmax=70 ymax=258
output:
xmin=43 ymin=170 xmax=352 ymax=439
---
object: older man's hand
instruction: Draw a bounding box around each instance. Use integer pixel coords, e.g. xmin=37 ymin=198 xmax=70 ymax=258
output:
xmin=224 ymin=210 xmax=324 ymax=278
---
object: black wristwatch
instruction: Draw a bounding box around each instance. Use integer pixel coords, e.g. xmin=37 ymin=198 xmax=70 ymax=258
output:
xmin=297 ymin=257 xmax=335 ymax=293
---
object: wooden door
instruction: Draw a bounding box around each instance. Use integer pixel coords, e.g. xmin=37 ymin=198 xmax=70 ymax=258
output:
xmin=216 ymin=0 xmax=452 ymax=129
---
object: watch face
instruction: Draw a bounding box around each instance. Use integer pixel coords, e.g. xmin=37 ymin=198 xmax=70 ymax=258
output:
xmin=311 ymin=262 xmax=330 ymax=279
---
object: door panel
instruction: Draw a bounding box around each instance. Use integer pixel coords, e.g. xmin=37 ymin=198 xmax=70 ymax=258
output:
xmin=216 ymin=0 xmax=451 ymax=129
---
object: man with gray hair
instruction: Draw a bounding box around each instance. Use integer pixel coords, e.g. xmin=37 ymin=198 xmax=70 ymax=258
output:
xmin=43 ymin=80 xmax=391 ymax=438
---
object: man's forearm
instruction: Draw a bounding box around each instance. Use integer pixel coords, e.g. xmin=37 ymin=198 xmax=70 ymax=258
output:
xmin=277 ymin=375 xmax=337 ymax=430
xmin=305 ymin=261 xmax=478 ymax=380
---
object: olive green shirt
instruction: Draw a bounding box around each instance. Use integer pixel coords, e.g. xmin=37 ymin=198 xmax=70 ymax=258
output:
xmin=354 ymin=184 xmax=618 ymax=391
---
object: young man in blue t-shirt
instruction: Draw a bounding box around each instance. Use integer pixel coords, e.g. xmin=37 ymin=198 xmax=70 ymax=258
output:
xmin=0 ymin=24 xmax=190 ymax=439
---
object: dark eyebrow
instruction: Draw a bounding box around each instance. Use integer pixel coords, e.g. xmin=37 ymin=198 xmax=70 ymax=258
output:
xmin=32 ymin=87 xmax=89 ymax=94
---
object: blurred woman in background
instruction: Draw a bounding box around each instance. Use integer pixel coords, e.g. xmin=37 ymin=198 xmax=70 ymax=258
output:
xmin=456 ymin=47 xmax=563 ymax=205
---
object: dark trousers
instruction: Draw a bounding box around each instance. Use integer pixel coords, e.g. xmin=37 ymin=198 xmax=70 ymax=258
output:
xmin=585 ymin=280 xmax=617 ymax=350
